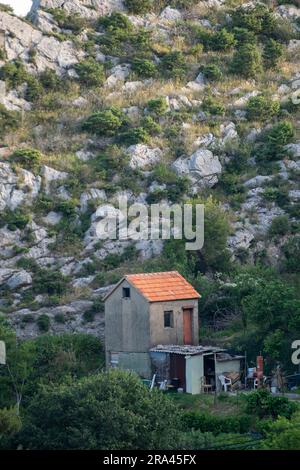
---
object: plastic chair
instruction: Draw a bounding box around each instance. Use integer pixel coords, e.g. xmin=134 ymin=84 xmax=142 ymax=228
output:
xmin=218 ymin=374 xmax=232 ymax=392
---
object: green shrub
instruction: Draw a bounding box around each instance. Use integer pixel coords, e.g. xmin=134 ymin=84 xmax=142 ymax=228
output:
xmin=0 ymin=60 xmax=28 ymax=89
xmin=48 ymin=8 xmax=87 ymax=33
xmin=124 ymin=0 xmax=153 ymax=14
xmin=244 ymin=389 xmax=297 ymax=420
xmin=98 ymin=12 xmax=133 ymax=33
xmin=209 ymin=28 xmax=236 ymax=51
xmin=160 ymin=51 xmax=187 ymax=79
xmin=230 ymin=43 xmax=262 ymax=78
xmin=131 ymin=58 xmax=157 ymax=78
xmin=0 ymin=47 xmax=5 ymax=60
xmin=202 ymin=64 xmax=222 ymax=82
xmin=182 ymin=411 xmax=252 ymax=435
xmin=37 ymin=314 xmax=51 ymax=333
xmin=120 ymin=127 xmax=150 ymax=145
xmin=257 ymin=121 xmax=294 ymax=161
xmin=74 ymin=59 xmax=105 ymax=87
xmin=0 ymin=3 xmax=13 ymax=12
xmin=0 ymin=104 xmax=20 ymax=137
xmin=268 ymin=215 xmax=290 ymax=237
xmin=16 ymin=258 xmax=38 ymax=272
xmin=147 ymin=97 xmax=168 ymax=115
xmin=0 ymin=209 xmax=31 ymax=231
xmin=25 ymin=76 xmax=43 ymax=102
xmin=39 ymin=68 xmax=62 ymax=91
xmin=10 ymin=148 xmax=41 ymax=172
xmin=202 ymin=96 xmax=225 ymax=116
xmin=263 ymin=39 xmax=284 ymax=69
xmin=82 ymin=107 xmax=127 ymax=136
xmin=141 ymin=116 xmax=161 ymax=135
xmin=82 ymin=309 xmax=96 ymax=323
xmin=54 ymin=313 xmax=65 ymax=324
xmin=246 ymin=96 xmax=280 ymax=121
xmin=32 ymin=269 xmax=68 ymax=296
xmin=232 ymin=27 xmax=256 ymax=45
xmin=231 ymin=4 xmax=276 ymax=36
xmin=283 ymin=237 xmax=300 ymax=273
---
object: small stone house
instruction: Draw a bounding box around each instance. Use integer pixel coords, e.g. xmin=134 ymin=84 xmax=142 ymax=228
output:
xmin=104 ymin=271 xmax=200 ymax=378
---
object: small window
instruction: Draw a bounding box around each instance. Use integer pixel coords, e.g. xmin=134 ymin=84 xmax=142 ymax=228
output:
xmin=123 ymin=287 xmax=130 ymax=298
xmin=164 ymin=310 xmax=174 ymax=328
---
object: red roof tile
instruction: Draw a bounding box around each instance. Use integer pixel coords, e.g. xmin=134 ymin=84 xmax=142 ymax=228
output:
xmin=125 ymin=271 xmax=200 ymax=302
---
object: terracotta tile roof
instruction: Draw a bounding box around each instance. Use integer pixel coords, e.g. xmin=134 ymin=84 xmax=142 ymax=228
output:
xmin=125 ymin=271 xmax=200 ymax=302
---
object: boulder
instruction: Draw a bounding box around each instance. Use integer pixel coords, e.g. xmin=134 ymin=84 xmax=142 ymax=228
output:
xmin=105 ymin=64 xmax=131 ymax=88
xmin=0 ymin=162 xmax=41 ymax=211
xmin=244 ymin=175 xmax=272 ymax=189
xmin=30 ymin=0 xmax=125 ymax=19
xmin=173 ymin=149 xmax=222 ymax=188
xmin=41 ymin=165 xmax=68 ymax=193
xmin=126 ymin=144 xmax=162 ymax=169
xmin=159 ymin=7 xmax=182 ymax=21
xmin=6 ymin=271 xmax=32 ymax=290
xmin=285 ymin=142 xmax=300 ymax=158
xmin=0 ymin=11 xmax=84 ymax=74
xmin=42 ymin=211 xmax=63 ymax=225
xmin=80 ymin=189 xmax=107 ymax=212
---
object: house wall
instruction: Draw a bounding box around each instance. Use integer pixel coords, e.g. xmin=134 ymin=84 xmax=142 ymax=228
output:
xmin=105 ymin=279 xmax=150 ymax=374
xmin=149 ymin=299 xmax=199 ymax=347
xmin=185 ymin=355 xmax=204 ymax=395
xmin=215 ymin=359 xmax=241 ymax=392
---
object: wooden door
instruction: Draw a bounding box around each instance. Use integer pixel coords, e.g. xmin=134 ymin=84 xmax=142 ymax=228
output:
xmin=183 ymin=308 xmax=193 ymax=345
xmin=170 ymin=354 xmax=186 ymax=391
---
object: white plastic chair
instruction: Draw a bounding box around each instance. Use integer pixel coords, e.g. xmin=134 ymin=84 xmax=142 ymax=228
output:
xmin=218 ymin=374 xmax=232 ymax=392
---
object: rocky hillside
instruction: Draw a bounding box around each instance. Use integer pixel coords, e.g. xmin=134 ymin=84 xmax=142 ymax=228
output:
xmin=0 ymin=0 xmax=299 ymax=341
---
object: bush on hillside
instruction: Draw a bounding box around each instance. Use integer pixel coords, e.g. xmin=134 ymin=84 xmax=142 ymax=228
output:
xmin=82 ymin=107 xmax=127 ymax=136
xmin=120 ymin=127 xmax=150 ymax=145
xmin=98 ymin=12 xmax=133 ymax=33
xmin=244 ymin=389 xmax=297 ymax=420
xmin=246 ymin=95 xmax=280 ymax=121
xmin=230 ymin=43 xmax=262 ymax=78
xmin=74 ymin=59 xmax=105 ymax=87
xmin=131 ymin=58 xmax=157 ymax=78
xmin=0 ymin=104 xmax=20 ymax=137
xmin=231 ymin=4 xmax=276 ymax=36
xmin=160 ymin=51 xmax=187 ymax=79
xmin=209 ymin=28 xmax=236 ymax=51
xmin=48 ymin=8 xmax=87 ymax=33
xmin=124 ymin=0 xmax=153 ymax=15
xmin=263 ymin=39 xmax=284 ymax=69
xmin=202 ymin=64 xmax=222 ymax=81
xmin=147 ymin=97 xmax=168 ymax=115
xmin=10 ymin=148 xmax=42 ymax=172
xmin=202 ymin=96 xmax=225 ymax=116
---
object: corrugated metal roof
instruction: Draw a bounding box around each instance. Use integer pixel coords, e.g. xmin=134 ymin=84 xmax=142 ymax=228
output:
xmin=125 ymin=271 xmax=200 ymax=302
xmin=150 ymin=344 xmax=224 ymax=355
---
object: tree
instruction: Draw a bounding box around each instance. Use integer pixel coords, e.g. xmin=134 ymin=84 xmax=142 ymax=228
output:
xmin=17 ymin=370 xmax=181 ymax=449
xmin=230 ymin=43 xmax=262 ymax=78
xmin=263 ymin=39 xmax=283 ymax=69
xmin=246 ymin=95 xmax=280 ymax=121
xmin=242 ymin=279 xmax=300 ymax=332
xmin=0 ymin=408 xmax=21 ymax=447
xmin=0 ymin=319 xmax=34 ymax=414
